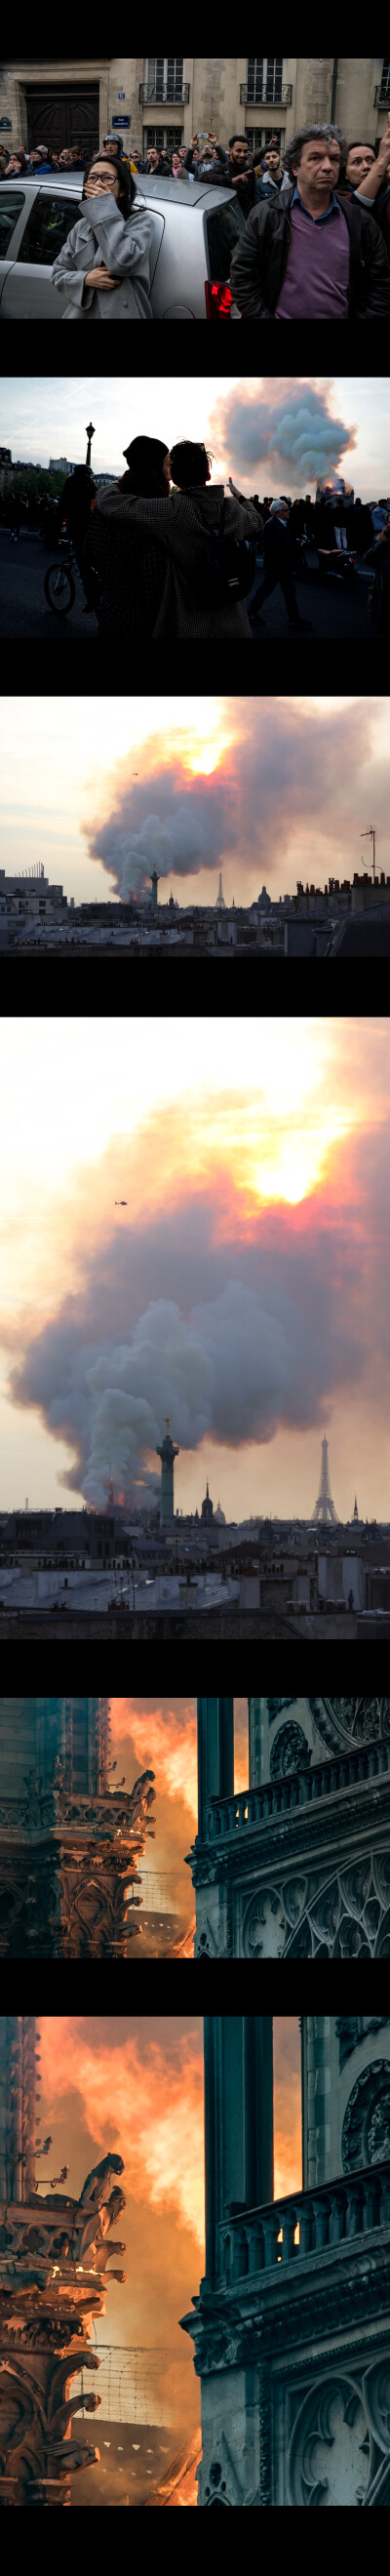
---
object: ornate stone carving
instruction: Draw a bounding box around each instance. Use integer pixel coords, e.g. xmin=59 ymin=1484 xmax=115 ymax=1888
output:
xmin=195 ymin=1917 xmax=219 ymax=1956
xmin=336 ymin=2018 xmax=390 ymax=2068
xmin=243 ymin=1888 xmax=287 ymax=1956
xmin=289 ymin=2357 xmax=390 ymax=2508
xmin=200 ymin=2433 xmax=243 ymax=2509
xmin=270 ymin=1723 xmax=311 ymax=1778
xmin=267 ymin=1699 xmax=297 ymax=1722
xmin=289 ymin=2376 xmax=370 ymax=2507
xmin=0 ymin=1768 xmax=156 ymax=1955
xmin=0 ymin=2145 xmax=127 ymax=2506
xmin=342 ymin=2062 xmax=390 ymax=2172
xmin=257 ymin=1852 xmax=390 ymax=1955
xmin=307 ymin=1697 xmax=390 ymax=1754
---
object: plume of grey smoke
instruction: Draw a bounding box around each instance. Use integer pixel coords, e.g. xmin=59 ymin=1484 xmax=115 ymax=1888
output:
xmin=89 ymin=797 xmax=226 ymax=902
xmin=78 ymin=1280 xmax=308 ymax=1503
xmin=213 ymin=385 xmax=357 ymax=491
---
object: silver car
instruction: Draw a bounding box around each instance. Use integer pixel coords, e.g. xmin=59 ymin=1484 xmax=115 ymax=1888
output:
xmin=0 ymin=172 xmax=245 ymax=318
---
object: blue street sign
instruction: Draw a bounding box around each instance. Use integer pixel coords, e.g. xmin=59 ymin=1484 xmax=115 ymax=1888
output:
xmin=118 ymin=92 xmax=125 ymax=98
xmin=0 ymin=117 xmax=12 ymax=130
xmin=112 ymin=115 xmax=130 ymax=125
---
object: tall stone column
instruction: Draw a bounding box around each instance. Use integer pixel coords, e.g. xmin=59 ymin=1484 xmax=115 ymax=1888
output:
xmin=204 ymin=2016 xmax=274 ymax=2284
xmin=197 ymin=1698 xmax=234 ymax=1840
xmin=0 ymin=2015 xmax=128 ymax=2508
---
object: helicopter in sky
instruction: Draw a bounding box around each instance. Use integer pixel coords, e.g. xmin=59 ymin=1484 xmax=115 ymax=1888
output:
xmin=115 ymin=1200 xmax=128 ymax=1205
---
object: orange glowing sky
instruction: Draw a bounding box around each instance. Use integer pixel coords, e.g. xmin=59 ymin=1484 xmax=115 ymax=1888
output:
xmin=37 ymin=2014 xmax=301 ymax=2445
xmin=1 ymin=1015 xmax=389 ymax=1523
xmin=109 ymin=1697 xmax=250 ymax=1922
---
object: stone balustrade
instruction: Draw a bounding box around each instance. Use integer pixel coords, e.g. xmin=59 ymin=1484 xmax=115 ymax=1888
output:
xmin=217 ymin=2159 xmax=390 ymax=2282
xmin=207 ymin=1736 xmax=390 ymax=1838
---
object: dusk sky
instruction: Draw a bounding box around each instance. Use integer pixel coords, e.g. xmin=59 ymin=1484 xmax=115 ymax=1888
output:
xmin=1 ymin=693 xmax=389 ymax=906
xmin=37 ymin=2014 xmax=301 ymax=2455
xmin=2 ymin=374 xmax=388 ymax=502
xmin=1 ymin=1017 xmax=389 ymax=1526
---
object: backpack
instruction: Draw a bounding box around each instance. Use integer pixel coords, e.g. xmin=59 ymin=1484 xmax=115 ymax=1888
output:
xmin=186 ymin=497 xmax=256 ymax=605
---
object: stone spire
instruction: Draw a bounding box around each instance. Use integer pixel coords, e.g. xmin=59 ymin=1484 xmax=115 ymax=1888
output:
xmin=0 ymin=2016 xmax=128 ymax=2513
xmin=0 ymin=1699 xmax=156 ymax=1956
xmin=0 ymin=2016 xmax=38 ymax=2203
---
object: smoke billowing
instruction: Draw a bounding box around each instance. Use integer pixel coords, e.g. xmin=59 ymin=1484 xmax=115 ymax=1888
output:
xmin=210 ymin=380 xmax=357 ymax=492
xmin=83 ymin=697 xmax=384 ymax=904
xmin=7 ymin=1136 xmax=373 ymax=1509
xmin=85 ymin=780 xmax=236 ymax=904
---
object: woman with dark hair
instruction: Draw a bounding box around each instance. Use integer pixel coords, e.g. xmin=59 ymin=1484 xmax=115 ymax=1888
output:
xmin=51 ymin=153 xmax=155 ymax=316
xmin=86 ymin=435 xmax=261 ymax=637
xmin=82 ymin=436 xmax=172 ymax=636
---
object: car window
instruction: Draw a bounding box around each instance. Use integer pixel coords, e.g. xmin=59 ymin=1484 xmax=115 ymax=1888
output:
xmin=204 ymin=195 xmax=246 ymax=272
xmin=0 ymin=190 xmax=25 ymax=253
xmin=17 ymin=190 xmax=80 ymax=263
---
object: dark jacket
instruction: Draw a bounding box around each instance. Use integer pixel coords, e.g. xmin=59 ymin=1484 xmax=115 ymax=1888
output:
xmin=364 ymin=533 xmax=390 ymax=628
xmin=338 ymin=170 xmax=390 ymax=254
xmin=229 ymin=181 xmax=390 ymax=317
xmin=183 ymin=143 xmax=231 ymax=185
xmin=262 ymin=515 xmax=294 ymax=573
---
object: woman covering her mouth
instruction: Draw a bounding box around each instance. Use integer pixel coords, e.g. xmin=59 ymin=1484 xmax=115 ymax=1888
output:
xmin=52 ymin=155 xmax=154 ymax=318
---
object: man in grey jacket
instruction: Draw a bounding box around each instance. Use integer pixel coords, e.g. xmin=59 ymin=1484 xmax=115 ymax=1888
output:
xmin=52 ymin=153 xmax=154 ymax=316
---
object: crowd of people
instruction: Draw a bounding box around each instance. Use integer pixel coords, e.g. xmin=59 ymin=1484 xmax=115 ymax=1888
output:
xmin=2 ymin=117 xmax=390 ymax=316
xmin=2 ymin=445 xmax=389 ymax=629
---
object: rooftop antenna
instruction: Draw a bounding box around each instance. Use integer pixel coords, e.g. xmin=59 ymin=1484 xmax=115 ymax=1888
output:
xmin=361 ymin=824 xmax=376 ymax=882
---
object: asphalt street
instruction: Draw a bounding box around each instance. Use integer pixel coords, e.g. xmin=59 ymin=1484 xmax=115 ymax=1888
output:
xmin=0 ymin=530 xmax=372 ymax=641
xmin=246 ymin=561 xmax=372 ymax=638
xmin=0 ymin=530 xmax=98 ymax=638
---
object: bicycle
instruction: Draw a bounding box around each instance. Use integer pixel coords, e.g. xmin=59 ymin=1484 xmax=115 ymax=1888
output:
xmin=44 ymin=535 xmax=91 ymax=615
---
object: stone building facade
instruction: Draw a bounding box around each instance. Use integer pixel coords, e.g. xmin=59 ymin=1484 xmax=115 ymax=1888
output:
xmin=0 ymin=1697 xmax=155 ymax=1956
xmin=2 ymin=57 xmax=388 ymax=159
xmin=180 ymin=2014 xmax=390 ymax=2506
xmin=188 ymin=1696 xmax=390 ymax=1956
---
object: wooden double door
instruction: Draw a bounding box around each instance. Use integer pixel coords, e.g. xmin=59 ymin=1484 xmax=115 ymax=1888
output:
xmin=26 ymin=85 xmax=99 ymax=155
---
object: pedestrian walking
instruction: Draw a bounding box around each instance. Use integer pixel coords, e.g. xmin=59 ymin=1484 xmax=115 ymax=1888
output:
xmin=248 ymin=501 xmax=312 ymax=629
xmin=51 ymin=153 xmax=154 ymax=315
xmin=230 ymin=123 xmax=390 ymax=316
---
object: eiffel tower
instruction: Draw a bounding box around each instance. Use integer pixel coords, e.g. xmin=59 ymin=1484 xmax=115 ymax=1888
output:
xmin=312 ymin=1432 xmax=339 ymax=1524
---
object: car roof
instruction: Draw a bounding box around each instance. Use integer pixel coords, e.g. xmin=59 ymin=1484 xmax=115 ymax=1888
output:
xmin=10 ymin=172 xmax=232 ymax=206
xmin=135 ymin=173 xmax=235 ymax=205
xmin=10 ymin=174 xmax=83 ymax=191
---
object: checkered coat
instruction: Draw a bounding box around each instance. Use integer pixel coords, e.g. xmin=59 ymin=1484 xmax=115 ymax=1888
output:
xmin=96 ymin=481 xmax=260 ymax=635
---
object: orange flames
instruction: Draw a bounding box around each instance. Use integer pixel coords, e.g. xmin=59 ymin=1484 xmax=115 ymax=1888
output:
xmin=110 ymin=1699 xmax=198 ymax=1818
xmin=39 ymin=2020 xmax=205 ymax=2249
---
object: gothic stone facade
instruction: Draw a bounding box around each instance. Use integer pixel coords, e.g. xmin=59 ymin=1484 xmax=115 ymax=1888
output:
xmin=181 ymin=2014 xmax=390 ymax=2506
xmin=0 ymin=1699 xmax=155 ymax=1956
xmin=190 ymin=1698 xmax=390 ymax=1956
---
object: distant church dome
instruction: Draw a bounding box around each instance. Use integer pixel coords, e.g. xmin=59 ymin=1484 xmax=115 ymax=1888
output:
xmin=214 ymin=1499 xmax=226 ymax=1524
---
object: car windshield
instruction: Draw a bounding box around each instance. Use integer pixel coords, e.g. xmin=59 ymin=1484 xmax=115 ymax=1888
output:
xmin=204 ymin=193 xmax=246 ymax=272
xmin=0 ymin=189 xmax=25 ymax=252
